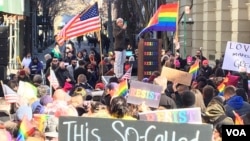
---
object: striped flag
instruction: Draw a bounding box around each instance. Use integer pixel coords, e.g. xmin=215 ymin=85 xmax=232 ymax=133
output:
xmin=233 ymin=110 xmax=244 ymax=125
xmin=1 ymin=81 xmax=19 ymax=103
xmin=47 ymin=69 xmax=59 ymax=90
xmin=189 ymin=60 xmax=199 ymax=80
xmin=217 ymin=76 xmax=229 ymax=96
xmin=16 ymin=116 xmax=35 ymax=141
xmin=121 ymin=65 xmax=133 ymax=80
xmin=56 ymin=2 xmax=101 ymax=46
xmin=116 ymin=80 xmax=128 ymax=97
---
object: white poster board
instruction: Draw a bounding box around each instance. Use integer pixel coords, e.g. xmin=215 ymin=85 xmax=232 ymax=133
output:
xmin=222 ymin=41 xmax=250 ymax=73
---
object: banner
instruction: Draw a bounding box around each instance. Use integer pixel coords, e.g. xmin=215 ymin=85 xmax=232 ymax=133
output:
xmin=222 ymin=41 xmax=250 ymax=73
xmin=161 ymin=67 xmax=192 ymax=86
xmin=139 ymin=107 xmax=202 ymax=124
xmin=17 ymin=81 xmax=37 ymax=101
xmin=127 ymin=80 xmax=162 ymax=108
xmin=59 ymin=117 xmax=213 ymax=141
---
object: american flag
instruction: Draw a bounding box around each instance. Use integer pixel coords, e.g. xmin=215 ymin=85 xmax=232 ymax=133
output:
xmin=1 ymin=83 xmax=19 ymax=103
xmin=47 ymin=69 xmax=59 ymax=90
xmin=121 ymin=65 xmax=133 ymax=80
xmin=56 ymin=2 xmax=101 ymax=46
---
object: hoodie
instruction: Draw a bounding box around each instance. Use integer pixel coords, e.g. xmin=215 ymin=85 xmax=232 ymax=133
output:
xmin=204 ymin=96 xmax=234 ymax=125
xmin=225 ymin=95 xmax=250 ymax=119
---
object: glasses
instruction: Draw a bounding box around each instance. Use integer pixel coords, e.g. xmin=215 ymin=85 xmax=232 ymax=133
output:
xmin=52 ymin=60 xmax=58 ymax=62
xmin=72 ymin=62 xmax=77 ymax=64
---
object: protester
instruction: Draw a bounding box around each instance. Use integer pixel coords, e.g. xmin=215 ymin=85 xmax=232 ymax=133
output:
xmin=108 ymin=96 xmax=136 ymax=120
xmin=21 ymin=52 xmax=32 ymax=69
xmin=224 ymin=85 xmax=250 ymax=119
xmin=113 ymin=18 xmax=127 ymax=78
xmin=29 ymin=57 xmax=43 ymax=80
xmin=203 ymin=96 xmax=234 ymax=126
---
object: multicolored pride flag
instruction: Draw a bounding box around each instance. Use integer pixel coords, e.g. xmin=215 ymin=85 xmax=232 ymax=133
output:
xmin=16 ymin=116 xmax=35 ymax=141
xmin=233 ymin=110 xmax=244 ymax=125
xmin=189 ymin=61 xmax=199 ymax=80
xmin=33 ymin=114 xmax=50 ymax=132
xmin=217 ymin=76 xmax=229 ymax=96
xmin=138 ymin=3 xmax=179 ymax=36
xmin=116 ymin=80 xmax=128 ymax=97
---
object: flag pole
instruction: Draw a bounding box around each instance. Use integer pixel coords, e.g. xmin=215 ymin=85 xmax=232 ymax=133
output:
xmin=173 ymin=1 xmax=180 ymax=69
xmin=99 ymin=16 xmax=104 ymax=78
xmin=175 ymin=0 xmax=180 ymax=43
xmin=49 ymin=68 xmax=52 ymax=97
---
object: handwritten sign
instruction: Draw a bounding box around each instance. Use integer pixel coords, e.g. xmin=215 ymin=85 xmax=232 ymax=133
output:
xmin=160 ymin=66 xmax=192 ymax=86
xmin=127 ymin=80 xmax=162 ymax=108
xmin=222 ymin=41 xmax=250 ymax=73
xmin=139 ymin=107 xmax=202 ymax=124
xmin=59 ymin=116 xmax=213 ymax=141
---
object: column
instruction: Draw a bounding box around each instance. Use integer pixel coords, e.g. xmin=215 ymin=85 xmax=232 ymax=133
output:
xmin=179 ymin=0 xmax=192 ymax=58
xmin=191 ymin=0 xmax=203 ymax=56
xmin=215 ymin=0 xmax=231 ymax=59
xmin=230 ymin=0 xmax=250 ymax=43
xmin=202 ymin=0 xmax=216 ymax=60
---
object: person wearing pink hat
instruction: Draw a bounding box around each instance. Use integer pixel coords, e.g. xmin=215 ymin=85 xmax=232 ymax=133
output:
xmin=184 ymin=55 xmax=193 ymax=72
xmin=199 ymin=59 xmax=213 ymax=79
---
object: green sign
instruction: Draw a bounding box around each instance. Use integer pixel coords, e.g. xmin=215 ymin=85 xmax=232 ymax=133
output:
xmin=0 ymin=0 xmax=3 ymax=11
xmin=0 ymin=0 xmax=30 ymax=16
xmin=59 ymin=116 xmax=213 ymax=141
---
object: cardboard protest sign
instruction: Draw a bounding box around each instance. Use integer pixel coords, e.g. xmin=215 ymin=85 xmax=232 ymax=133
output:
xmin=222 ymin=41 xmax=250 ymax=73
xmin=59 ymin=116 xmax=213 ymax=141
xmin=127 ymin=80 xmax=162 ymax=108
xmin=139 ymin=107 xmax=202 ymax=124
xmin=161 ymin=66 xmax=192 ymax=86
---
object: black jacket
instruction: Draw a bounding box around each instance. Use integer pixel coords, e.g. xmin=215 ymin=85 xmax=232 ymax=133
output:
xmin=113 ymin=25 xmax=126 ymax=51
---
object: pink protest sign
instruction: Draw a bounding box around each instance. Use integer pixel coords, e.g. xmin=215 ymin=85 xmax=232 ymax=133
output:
xmin=139 ymin=107 xmax=202 ymax=124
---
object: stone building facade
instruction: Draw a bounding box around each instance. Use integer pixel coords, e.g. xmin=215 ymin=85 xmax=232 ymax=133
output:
xmin=179 ymin=0 xmax=250 ymax=61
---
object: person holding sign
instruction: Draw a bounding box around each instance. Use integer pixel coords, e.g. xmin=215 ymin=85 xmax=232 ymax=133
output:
xmin=113 ymin=18 xmax=127 ymax=78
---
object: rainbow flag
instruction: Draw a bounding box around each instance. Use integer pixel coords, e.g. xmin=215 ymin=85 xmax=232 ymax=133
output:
xmin=33 ymin=114 xmax=49 ymax=132
xmin=233 ymin=110 xmax=244 ymax=125
xmin=16 ymin=116 xmax=35 ymax=141
xmin=116 ymin=80 xmax=128 ymax=97
xmin=189 ymin=61 xmax=199 ymax=80
xmin=217 ymin=77 xmax=229 ymax=96
xmin=138 ymin=3 xmax=179 ymax=36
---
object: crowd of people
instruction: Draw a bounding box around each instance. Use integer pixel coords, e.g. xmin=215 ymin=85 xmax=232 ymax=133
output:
xmin=0 ymin=19 xmax=249 ymax=141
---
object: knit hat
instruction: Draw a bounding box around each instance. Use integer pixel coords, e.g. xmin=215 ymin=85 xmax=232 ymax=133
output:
xmin=19 ymin=70 xmax=26 ymax=75
xmin=202 ymin=60 xmax=209 ymax=65
xmin=174 ymin=60 xmax=180 ymax=68
xmin=187 ymin=56 xmax=192 ymax=63
xmin=40 ymin=95 xmax=53 ymax=106
xmin=106 ymin=82 xmax=118 ymax=90
xmin=16 ymin=105 xmax=33 ymax=121
xmin=95 ymin=83 xmax=105 ymax=90
xmin=31 ymin=100 xmax=44 ymax=114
